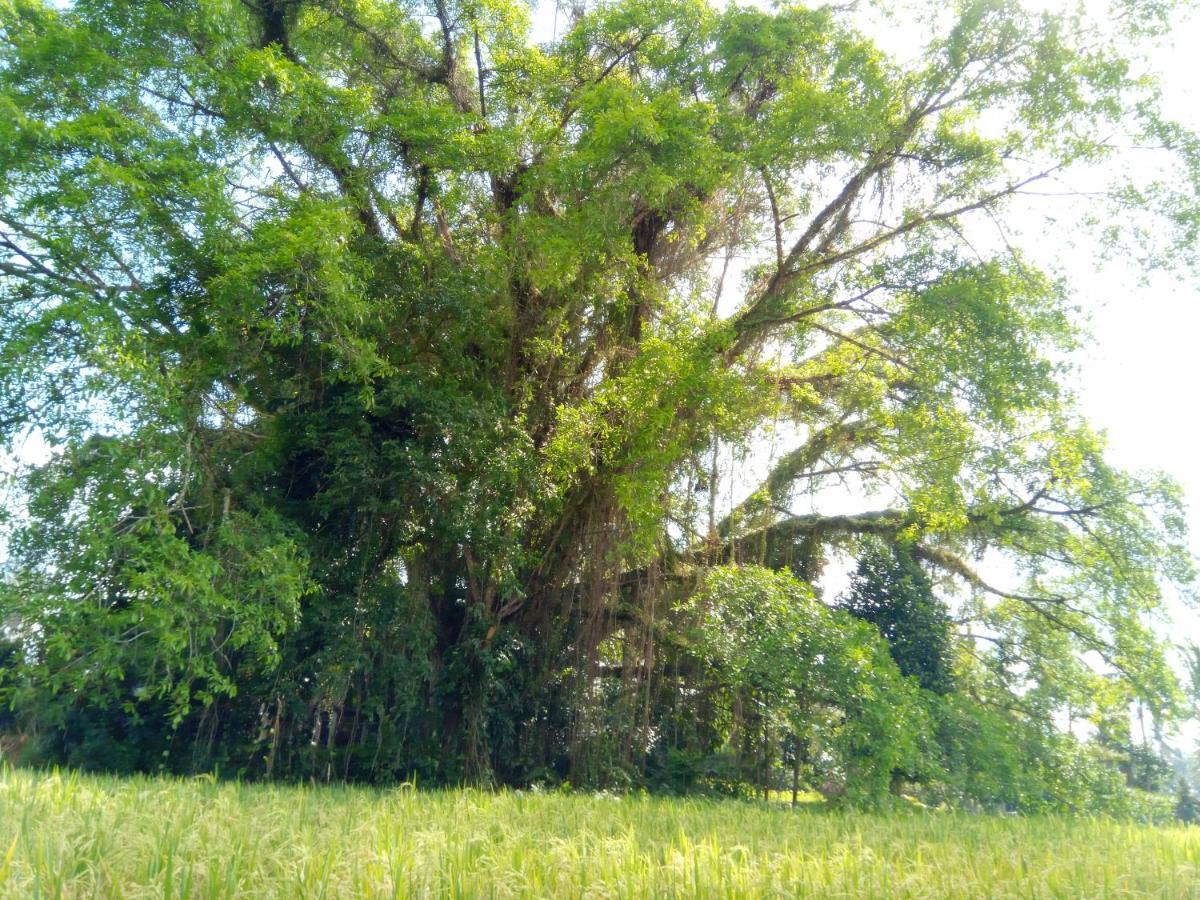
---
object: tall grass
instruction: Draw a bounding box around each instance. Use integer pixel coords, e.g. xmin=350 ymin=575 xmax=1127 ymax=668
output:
xmin=0 ymin=767 xmax=1197 ymax=897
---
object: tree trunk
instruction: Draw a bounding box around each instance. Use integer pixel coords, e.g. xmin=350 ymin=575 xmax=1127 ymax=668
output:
xmin=791 ymin=737 xmax=801 ymax=808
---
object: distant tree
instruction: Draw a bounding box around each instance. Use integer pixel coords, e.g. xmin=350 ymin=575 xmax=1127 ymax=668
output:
xmin=1176 ymin=780 xmax=1199 ymax=825
xmin=1182 ymin=644 xmax=1200 ymax=716
xmin=840 ymin=541 xmax=954 ymax=695
xmin=1125 ymin=744 xmax=1175 ymax=794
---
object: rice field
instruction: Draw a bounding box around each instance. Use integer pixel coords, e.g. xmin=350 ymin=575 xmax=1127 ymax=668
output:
xmin=0 ymin=767 xmax=1198 ymax=898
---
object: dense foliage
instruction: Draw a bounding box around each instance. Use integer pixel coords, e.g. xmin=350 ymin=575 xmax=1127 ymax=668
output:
xmin=0 ymin=0 xmax=1197 ymax=812
xmin=839 ymin=540 xmax=954 ymax=694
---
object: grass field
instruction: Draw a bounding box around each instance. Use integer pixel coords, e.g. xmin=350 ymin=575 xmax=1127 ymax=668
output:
xmin=0 ymin=768 xmax=1198 ymax=898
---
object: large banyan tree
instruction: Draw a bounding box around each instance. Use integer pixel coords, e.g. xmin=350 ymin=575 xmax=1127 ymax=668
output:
xmin=0 ymin=0 xmax=1197 ymax=789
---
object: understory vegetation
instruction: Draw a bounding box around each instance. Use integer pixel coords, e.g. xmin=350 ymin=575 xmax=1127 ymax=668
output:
xmin=1 ymin=768 xmax=1198 ymax=898
xmin=1 ymin=0 xmax=1200 ymax=820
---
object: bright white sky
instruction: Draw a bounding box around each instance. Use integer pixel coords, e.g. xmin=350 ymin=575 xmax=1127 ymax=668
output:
xmin=1032 ymin=8 xmax=1200 ymax=649
xmin=1066 ymin=12 xmax=1199 ymax=515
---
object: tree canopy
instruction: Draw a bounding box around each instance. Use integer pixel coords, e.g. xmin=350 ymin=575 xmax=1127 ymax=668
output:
xmin=0 ymin=0 xmax=1196 ymax=804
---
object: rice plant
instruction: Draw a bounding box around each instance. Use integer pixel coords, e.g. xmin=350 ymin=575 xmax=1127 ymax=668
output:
xmin=0 ymin=768 xmax=1197 ymax=898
